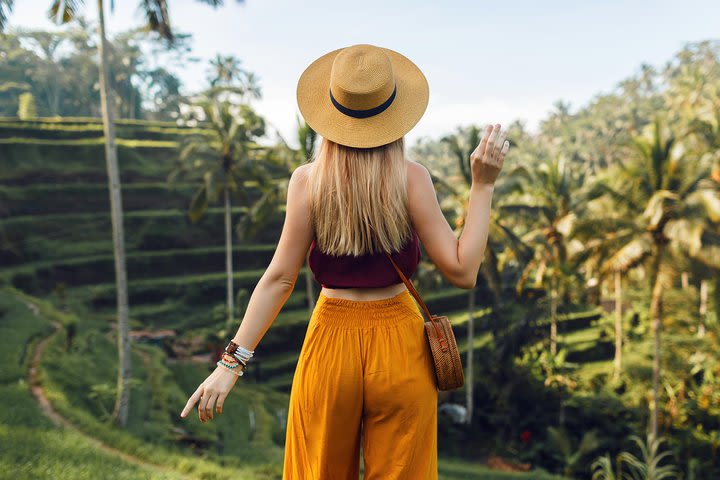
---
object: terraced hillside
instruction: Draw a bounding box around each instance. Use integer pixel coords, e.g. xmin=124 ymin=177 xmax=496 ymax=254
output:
xmin=0 ymin=117 xmax=496 ymax=388
xmin=0 ymin=117 xmax=573 ymax=478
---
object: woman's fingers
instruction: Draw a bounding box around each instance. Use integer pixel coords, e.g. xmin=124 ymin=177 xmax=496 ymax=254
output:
xmin=492 ymin=129 xmax=508 ymax=160
xmin=198 ymin=389 xmax=210 ymax=422
xmin=482 ymin=124 xmax=501 ymax=158
xmin=205 ymin=392 xmax=220 ymax=420
xmin=499 ymin=140 xmax=510 ymax=163
xmin=216 ymin=392 xmax=228 ymax=416
xmin=181 ymin=391 xmax=225 ymax=422
xmin=477 ymin=124 xmax=493 ymax=157
xmin=180 ymin=385 xmax=204 ymax=418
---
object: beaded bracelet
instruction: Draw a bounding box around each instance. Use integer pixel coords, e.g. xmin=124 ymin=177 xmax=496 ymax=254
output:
xmin=217 ymin=360 xmax=245 ymax=377
xmin=218 ymin=351 xmax=246 ymax=373
xmin=220 ymin=352 xmax=248 ymax=367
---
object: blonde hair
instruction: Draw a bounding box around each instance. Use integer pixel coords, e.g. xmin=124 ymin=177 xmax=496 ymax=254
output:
xmin=307 ymin=137 xmax=413 ymax=257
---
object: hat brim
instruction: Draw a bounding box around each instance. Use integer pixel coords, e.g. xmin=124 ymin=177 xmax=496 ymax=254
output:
xmin=296 ymin=45 xmax=429 ymax=149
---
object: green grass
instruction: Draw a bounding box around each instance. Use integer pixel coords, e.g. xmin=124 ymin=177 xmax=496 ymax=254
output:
xmin=0 ymin=288 xmax=186 ymax=479
xmin=0 ymin=414 xmax=187 ymax=480
xmin=0 ymin=289 xmax=287 ymax=480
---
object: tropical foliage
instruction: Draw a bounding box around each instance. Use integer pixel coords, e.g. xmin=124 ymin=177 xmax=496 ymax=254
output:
xmin=0 ymin=8 xmax=719 ymax=478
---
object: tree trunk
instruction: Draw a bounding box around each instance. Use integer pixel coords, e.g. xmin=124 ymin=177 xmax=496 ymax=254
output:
xmin=714 ymin=277 xmax=720 ymax=335
xmin=534 ymin=259 xmax=547 ymax=287
xmin=481 ymin=247 xmax=502 ymax=303
xmin=649 ymin=244 xmax=665 ymax=440
xmin=681 ymin=271 xmax=689 ymax=290
xmin=551 ymin=275 xmax=558 ymax=356
xmin=225 ymin=186 xmax=234 ymax=326
xmin=129 ymin=86 xmax=136 ymax=120
xmin=699 ymin=279 xmax=707 ymax=338
xmin=98 ymin=0 xmax=131 ymax=428
xmin=613 ymin=269 xmax=623 ymax=381
xmin=465 ymin=285 xmax=475 ymax=425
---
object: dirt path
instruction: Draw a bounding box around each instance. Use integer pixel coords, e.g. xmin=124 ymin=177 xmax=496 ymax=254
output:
xmin=24 ymin=302 xmax=192 ymax=479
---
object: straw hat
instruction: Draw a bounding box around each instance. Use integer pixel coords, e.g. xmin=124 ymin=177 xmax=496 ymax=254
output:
xmin=296 ymin=43 xmax=429 ymax=148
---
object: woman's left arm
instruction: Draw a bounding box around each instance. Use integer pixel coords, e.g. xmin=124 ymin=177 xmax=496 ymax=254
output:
xmin=229 ymin=163 xmax=315 ymax=350
xmin=180 ymin=164 xmax=314 ymax=422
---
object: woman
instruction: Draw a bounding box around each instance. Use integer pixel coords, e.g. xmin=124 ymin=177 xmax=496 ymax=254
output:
xmin=181 ymin=43 xmax=509 ymax=479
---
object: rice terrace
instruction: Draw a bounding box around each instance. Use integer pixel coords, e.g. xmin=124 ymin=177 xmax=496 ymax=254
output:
xmin=0 ymin=1 xmax=719 ymax=479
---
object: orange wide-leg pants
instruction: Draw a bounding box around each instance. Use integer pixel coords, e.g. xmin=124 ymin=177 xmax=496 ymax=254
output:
xmin=282 ymin=289 xmax=439 ymax=480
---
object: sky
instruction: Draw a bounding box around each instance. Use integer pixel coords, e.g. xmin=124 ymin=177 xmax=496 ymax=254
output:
xmin=7 ymin=0 xmax=720 ymax=149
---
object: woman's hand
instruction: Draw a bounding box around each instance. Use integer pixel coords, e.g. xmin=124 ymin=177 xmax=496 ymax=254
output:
xmin=179 ymin=364 xmax=242 ymax=422
xmin=470 ymin=123 xmax=510 ymax=185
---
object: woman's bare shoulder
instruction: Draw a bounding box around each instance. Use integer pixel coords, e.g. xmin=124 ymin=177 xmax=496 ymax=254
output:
xmin=291 ymin=163 xmax=315 ymax=191
xmin=405 ymin=158 xmax=433 ymax=194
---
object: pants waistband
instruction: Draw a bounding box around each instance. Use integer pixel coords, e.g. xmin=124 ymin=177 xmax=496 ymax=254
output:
xmin=313 ymin=289 xmax=422 ymax=328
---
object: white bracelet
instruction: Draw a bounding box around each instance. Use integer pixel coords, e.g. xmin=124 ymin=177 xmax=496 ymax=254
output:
xmin=231 ymin=346 xmax=254 ymax=364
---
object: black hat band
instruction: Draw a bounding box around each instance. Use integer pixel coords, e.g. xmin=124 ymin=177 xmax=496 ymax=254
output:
xmin=329 ymin=83 xmax=397 ymax=119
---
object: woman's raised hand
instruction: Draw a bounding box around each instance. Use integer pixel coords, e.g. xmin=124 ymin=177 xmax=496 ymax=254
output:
xmin=470 ymin=123 xmax=510 ymax=185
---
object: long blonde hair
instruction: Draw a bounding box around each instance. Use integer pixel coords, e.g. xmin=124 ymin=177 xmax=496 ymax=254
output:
xmin=307 ymin=137 xmax=413 ymax=257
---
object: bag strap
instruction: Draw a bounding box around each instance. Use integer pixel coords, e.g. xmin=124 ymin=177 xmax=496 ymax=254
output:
xmin=384 ymin=252 xmax=448 ymax=349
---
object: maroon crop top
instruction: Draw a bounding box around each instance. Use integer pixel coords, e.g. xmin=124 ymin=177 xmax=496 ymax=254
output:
xmin=308 ymin=229 xmax=422 ymax=289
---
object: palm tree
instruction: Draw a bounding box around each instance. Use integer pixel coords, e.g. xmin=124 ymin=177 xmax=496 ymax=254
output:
xmin=577 ymin=116 xmax=719 ymax=439
xmin=684 ymin=99 xmax=720 ymax=337
xmin=629 ymin=117 xmax=718 ymax=439
xmin=502 ymin=152 xmax=589 ymax=356
xmin=38 ymin=0 xmax=170 ymax=428
xmin=206 ymin=53 xmax=261 ymax=101
xmin=0 ymin=0 xmax=246 ymax=427
xmin=612 ymin=269 xmax=623 ymax=378
xmin=93 ymin=0 xmax=132 ymax=427
xmin=170 ymin=97 xmax=265 ymax=329
xmin=0 ymin=1 xmax=13 ymax=30
xmin=571 ymin=192 xmax=642 ymax=381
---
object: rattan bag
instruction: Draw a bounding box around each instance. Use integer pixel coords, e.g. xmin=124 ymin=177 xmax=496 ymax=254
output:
xmin=385 ymin=253 xmax=465 ymax=391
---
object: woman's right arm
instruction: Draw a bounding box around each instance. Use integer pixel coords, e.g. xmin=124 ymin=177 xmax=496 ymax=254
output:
xmin=408 ymin=124 xmax=509 ymax=289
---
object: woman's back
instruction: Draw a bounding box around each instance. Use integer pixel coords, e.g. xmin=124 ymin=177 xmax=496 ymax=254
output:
xmin=307 ymin=226 xmax=421 ymax=289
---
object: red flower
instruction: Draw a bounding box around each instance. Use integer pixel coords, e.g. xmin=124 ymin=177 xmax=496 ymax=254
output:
xmin=520 ymin=429 xmax=531 ymax=443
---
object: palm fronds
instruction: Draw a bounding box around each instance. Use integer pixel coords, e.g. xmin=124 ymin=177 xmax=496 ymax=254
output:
xmin=47 ymin=0 xmax=84 ymax=25
xmin=0 ymin=0 xmax=13 ymax=31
